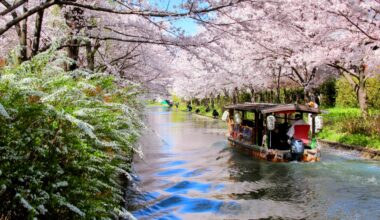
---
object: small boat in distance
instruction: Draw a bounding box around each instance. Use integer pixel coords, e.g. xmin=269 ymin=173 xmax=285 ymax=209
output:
xmin=223 ymin=103 xmax=323 ymax=162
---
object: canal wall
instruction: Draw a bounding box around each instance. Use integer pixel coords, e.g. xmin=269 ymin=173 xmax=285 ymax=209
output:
xmin=318 ymin=139 xmax=380 ymax=160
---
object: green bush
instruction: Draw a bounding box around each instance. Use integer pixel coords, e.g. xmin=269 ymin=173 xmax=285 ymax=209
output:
xmin=335 ymin=77 xmax=357 ymax=107
xmin=319 ymin=107 xmax=380 ymax=149
xmin=0 ymin=50 xmax=142 ymax=219
xmin=317 ymin=78 xmax=336 ymax=107
xmin=367 ymin=77 xmax=380 ymax=108
xmin=239 ymin=92 xmax=251 ymax=103
xmin=338 ymin=117 xmax=371 ymax=135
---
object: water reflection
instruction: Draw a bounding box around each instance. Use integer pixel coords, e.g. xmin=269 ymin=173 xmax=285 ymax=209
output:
xmin=131 ymin=107 xmax=380 ymax=219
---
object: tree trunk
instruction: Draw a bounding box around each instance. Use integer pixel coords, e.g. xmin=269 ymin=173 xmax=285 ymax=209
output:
xmin=283 ymin=88 xmax=288 ymax=103
xmin=85 ymin=40 xmax=100 ymax=72
xmin=64 ymin=5 xmax=84 ymax=71
xmin=86 ymin=41 xmax=95 ymax=71
xmin=19 ymin=2 xmax=28 ymax=62
xmin=250 ymin=88 xmax=255 ymax=102
xmin=339 ymin=68 xmax=369 ymax=119
xmin=271 ymin=90 xmax=275 ymax=103
xmin=31 ymin=10 xmax=44 ymax=57
xmin=232 ymin=94 xmax=237 ymax=104
xmin=67 ymin=38 xmax=80 ymax=71
xmin=232 ymin=87 xmax=239 ymax=104
xmin=358 ymin=70 xmax=369 ymax=119
xmin=276 ymin=67 xmax=281 ymax=103
xmin=302 ymin=86 xmax=312 ymax=103
xmin=296 ymin=94 xmax=300 ymax=104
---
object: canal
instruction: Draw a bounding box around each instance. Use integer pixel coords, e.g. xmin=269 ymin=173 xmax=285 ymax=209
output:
xmin=130 ymin=107 xmax=380 ymax=219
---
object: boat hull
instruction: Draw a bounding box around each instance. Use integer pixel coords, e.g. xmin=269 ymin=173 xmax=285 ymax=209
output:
xmin=228 ymin=137 xmax=320 ymax=162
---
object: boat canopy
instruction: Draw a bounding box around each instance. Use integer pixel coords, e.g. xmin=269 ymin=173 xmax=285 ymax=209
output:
xmin=224 ymin=103 xmax=321 ymax=114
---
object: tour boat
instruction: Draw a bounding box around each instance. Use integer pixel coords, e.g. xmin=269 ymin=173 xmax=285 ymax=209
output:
xmin=222 ymin=103 xmax=323 ymax=162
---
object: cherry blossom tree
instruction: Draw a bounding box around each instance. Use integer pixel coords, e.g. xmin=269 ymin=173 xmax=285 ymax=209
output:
xmin=171 ymin=0 xmax=377 ymax=118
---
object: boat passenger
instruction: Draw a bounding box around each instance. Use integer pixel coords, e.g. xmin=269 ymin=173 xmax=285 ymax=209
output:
xmin=308 ymin=101 xmax=318 ymax=109
xmin=287 ymin=114 xmax=307 ymax=138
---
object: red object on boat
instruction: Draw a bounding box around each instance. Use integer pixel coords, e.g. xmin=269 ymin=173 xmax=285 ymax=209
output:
xmin=294 ymin=124 xmax=310 ymax=144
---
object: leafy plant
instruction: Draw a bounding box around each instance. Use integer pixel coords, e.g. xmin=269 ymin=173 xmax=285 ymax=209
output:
xmin=0 ymin=49 xmax=142 ymax=219
xmin=318 ymin=107 xmax=380 ymax=149
xmin=317 ymin=78 xmax=337 ymax=107
xmin=336 ymin=76 xmax=380 ymax=108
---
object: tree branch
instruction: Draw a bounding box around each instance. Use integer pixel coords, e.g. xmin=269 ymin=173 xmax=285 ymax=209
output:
xmin=291 ymin=67 xmax=305 ymax=84
xmin=31 ymin=10 xmax=44 ymax=57
xmin=0 ymin=0 xmax=56 ymax=36
xmin=328 ymin=63 xmax=359 ymax=91
xmin=57 ymin=0 xmax=242 ymax=18
xmin=336 ymin=10 xmax=379 ymax=41
xmin=0 ymin=0 xmax=22 ymax=36
xmin=0 ymin=0 xmax=27 ymax=16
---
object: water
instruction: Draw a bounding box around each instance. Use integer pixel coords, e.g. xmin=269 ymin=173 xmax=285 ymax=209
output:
xmin=130 ymin=107 xmax=380 ymax=220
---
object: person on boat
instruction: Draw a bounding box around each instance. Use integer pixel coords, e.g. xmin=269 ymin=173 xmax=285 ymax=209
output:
xmin=308 ymin=100 xmax=318 ymax=109
xmin=287 ymin=114 xmax=307 ymax=138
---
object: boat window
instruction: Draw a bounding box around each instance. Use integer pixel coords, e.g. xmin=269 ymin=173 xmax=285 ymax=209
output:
xmin=244 ymin=112 xmax=255 ymax=120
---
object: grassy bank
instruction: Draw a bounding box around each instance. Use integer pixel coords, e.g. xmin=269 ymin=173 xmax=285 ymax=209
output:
xmin=318 ymin=108 xmax=380 ymax=149
xmin=178 ymin=104 xmax=223 ymax=118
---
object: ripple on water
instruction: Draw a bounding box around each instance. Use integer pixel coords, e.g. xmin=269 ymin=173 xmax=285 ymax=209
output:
xmin=181 ymin=168 xmax=209 ymax=177
xmin=156 ymin=168 xmax=188 ymax=176
xmin=161 ymin=160 xmax=188 ymax=168
xmin=165 ymin=181 xmax=211 ymax=194
xmin=133 ymin=195 xmax=236 ymax=219
xmin=143 ymin=191 xmax=161 ymax=202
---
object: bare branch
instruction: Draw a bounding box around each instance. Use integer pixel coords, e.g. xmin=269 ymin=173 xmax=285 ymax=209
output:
xmin=0 ymin=0 xmax=27 ymax=16
xmin=0 ymin=0 xmax=56 ymax=36
xmin=57 ymin=0 xmax=242 ymax=17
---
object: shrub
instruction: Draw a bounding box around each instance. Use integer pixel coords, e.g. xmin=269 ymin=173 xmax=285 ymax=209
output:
xmin=335 ymin=77 xmax=357 ymax=107
xmin=367 ymin=77 xmax=380 ymax=108
xmin=317 ymin=78 xmax=336 ymax=107
xmin=338 ymin=117 xmax=371 ymax=135
xmin=0 ymin=49 xmax=142 ymax=219
xmin=335 ymin=76 xmax=380 ymax=108
xmin=319 ymin=107 xmax=380 ymax=148
xmin=239 ymin=92 xmax=252 ymax=103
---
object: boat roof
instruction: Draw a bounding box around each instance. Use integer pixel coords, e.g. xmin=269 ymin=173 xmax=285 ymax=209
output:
xmin=224 ymin=103 xmax=321 ymax=114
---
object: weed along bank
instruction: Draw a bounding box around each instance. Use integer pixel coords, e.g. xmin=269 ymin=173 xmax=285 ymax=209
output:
xmin=224 ymin=103 xmax=323 ymax=162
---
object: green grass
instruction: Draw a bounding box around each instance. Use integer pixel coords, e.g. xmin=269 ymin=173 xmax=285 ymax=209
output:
xmin=176 ymin=102 xmax=223 ymax=118
xmin=318 ymin=107 xmax=380 ymax=149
